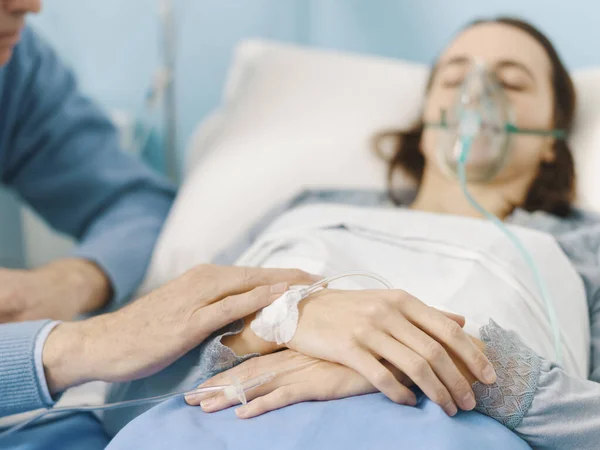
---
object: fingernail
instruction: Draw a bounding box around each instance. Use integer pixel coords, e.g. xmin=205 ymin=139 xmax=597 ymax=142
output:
xmin=482 ymin=365 xmax=497 ymax=384
xmin=462 ymin=393 xmax=476 ymax=410
xmin=201 ymin=398 xmax=215 ymax=410
xmin=185 ymin=394 xmax=202 ymax=405
xmin=444 ymin=402 xmax=458 ymax=417
xmin=310 ymin=274 xmax=323 ymax=282
xmin=236 ymin=406 xmax=249 ymax=418
xmin=270 ymin=282 xmax=288 ymax=294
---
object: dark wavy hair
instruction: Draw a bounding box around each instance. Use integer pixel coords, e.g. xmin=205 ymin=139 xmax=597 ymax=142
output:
xmin=374 ymin=17 xmax=576 ymax=217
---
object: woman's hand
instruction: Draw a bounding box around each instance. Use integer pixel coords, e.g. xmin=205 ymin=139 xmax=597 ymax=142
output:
xmin=42 ymin=265 xmax=318 ymax=394
xmin=287 ymin=289 xmax=496 ymax=415
xmin=186 ymin=349 xmax=412 ymax=419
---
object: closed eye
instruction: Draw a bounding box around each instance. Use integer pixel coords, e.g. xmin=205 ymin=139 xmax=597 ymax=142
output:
xmin=500 ymin=81 xmax=526 ymax=92
xmin=441 ymin=76 xmax=465 ymax=88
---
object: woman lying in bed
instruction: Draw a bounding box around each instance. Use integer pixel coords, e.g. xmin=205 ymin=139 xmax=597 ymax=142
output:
xmin=106 ymin=17 xmax=600 ymax=450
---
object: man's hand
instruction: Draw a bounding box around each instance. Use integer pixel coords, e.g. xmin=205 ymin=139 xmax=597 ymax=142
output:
xmin=0 ymin=258 xmax=112 ymax=323
xmin=41 ymin=265 xmax=319 ymax=395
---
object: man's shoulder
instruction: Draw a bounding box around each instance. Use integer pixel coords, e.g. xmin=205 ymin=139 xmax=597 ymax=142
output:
xmin=0 ymin=26 xmax=65 ymax=178
xmin=0 ymin=26 xmax=48 ymax=97
xmin=7 ymin=26 xmax=51 ymax=72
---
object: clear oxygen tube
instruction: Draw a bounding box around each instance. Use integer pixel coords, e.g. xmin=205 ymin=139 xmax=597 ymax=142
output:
xmin=456 ymin=135 xmax=563 ymax=363
xmin=0 ymin=372 xmax=275 ymax=441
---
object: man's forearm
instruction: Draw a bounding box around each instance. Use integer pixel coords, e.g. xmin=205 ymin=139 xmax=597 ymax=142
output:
xmin=38 ymin=258 xmax=112 ymax=316
xmin=42 ymin=311 xmax=123 ymax=395
xmin=42 ymin=321 xmax=90 ymax=394
xmin=42 ymin=309 xmax=141 ymax=394
xmin=0 ymin=258 xmax=113 ymax=324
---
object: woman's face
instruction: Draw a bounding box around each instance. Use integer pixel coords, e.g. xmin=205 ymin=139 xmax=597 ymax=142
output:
xmin=421 ymin=22 xmax=557 ymax=184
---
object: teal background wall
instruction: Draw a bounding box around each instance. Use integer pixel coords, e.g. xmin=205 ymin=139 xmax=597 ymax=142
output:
xmin=2 ymin=0 xmax=598 ymax=268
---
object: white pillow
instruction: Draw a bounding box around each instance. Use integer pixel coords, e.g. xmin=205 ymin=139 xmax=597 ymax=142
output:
xmin=570 ymin=69 xmax=600 ymax=211
xmin=139 ymin=39 xmax=600 ymax=293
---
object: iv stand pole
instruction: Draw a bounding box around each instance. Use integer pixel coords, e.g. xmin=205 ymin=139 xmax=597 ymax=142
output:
xmin=159 ymin=0 xmax=179 ymax=182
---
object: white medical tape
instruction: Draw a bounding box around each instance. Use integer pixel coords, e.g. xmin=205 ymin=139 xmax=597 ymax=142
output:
xmin=250 ymin=289 xmax=306 ymax=345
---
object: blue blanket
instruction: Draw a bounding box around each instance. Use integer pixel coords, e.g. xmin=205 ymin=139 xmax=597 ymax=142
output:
xmin=107 ymin=392 xmax=530 ymax=450
xmin=2 ymin=413 xmax=109 ymax=450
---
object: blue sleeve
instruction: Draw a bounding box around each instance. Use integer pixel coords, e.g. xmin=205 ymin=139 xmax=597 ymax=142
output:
xmin=0 ymin=321 xmax=54 ymax=417
xmin=0 ymin=27 xmax=176 ymax=306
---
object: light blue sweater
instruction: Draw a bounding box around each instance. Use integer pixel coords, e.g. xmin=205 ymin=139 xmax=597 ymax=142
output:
xmin=0 ymin=27 xmax=175 ymax=418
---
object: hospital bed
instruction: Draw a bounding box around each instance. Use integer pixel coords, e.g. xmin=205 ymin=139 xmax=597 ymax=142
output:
xmin=4 ymin=38 xmax=600 ymax=445
xmin=105 ymin=39 xmax=600 ymax=449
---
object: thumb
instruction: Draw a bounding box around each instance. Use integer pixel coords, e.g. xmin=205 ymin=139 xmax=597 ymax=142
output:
xmin=194 ymin=282 xmax=288 ymax=338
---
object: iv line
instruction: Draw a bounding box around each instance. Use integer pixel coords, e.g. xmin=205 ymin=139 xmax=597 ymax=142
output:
xmin=0 ymin=372 xmax=275 ymax=441
xmin=301 ymin=271 xmax=394 ymax=297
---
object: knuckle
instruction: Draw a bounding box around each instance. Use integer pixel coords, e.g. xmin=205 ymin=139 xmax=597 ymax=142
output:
xmin=218 ymin=296 xmax=234 ymax=315
xmin=431 ymin=387 xmax=450 ymax=405
xmin=388 ymin=388 xmax=409 ymax=404
xmin=365 ymin=300 xmax=388 ymax=319
xmin=407 ymin=356 xmax=429 ymax=379
xmin=391 ymin=290 xmax=410 ymax=305
xmin=289 ymin=269 xmax=308 ymax=282
xmin=191 ymin=264 xmax=216 ymax=283
xmin=445 ymin=320 xmax=465 ymax=340
xmin=252 ymin=285 xmax=271 ymax=306
xmin=238 ymin=363 xmax=257 ymax=381
xmin=353 ymin=324 xmax=372 ymax=341
xmin=2 ymin=289 xmax=23 ymax=316
xmin=472 ymin=351 xmax=491 ymax=369
xmin=201 ymin=374 xmax=223 ymax=388
xmin=252 ymin=396 xmax=266 ymax=411
xmin=452 ymin=378 xmax=471 ymax=396
xmin=274 ymin=388 xmax=292 ymax=404
xmin=338 ymin=336 xmax=360 ymax=355
xmin=237 ymin=267 xmax=254 ymax=285
xmin=424 ymin=340 xmax=446 ymax=363
xmin=250 ymin=285 xmax=265 ymax=299
xmin=194 ymin=264 xmax=214 ymax=274
xmin=189 ymin=265 xmax=217 ymax=292
xmin=371 ymin=369 xmax=394 ymax=387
